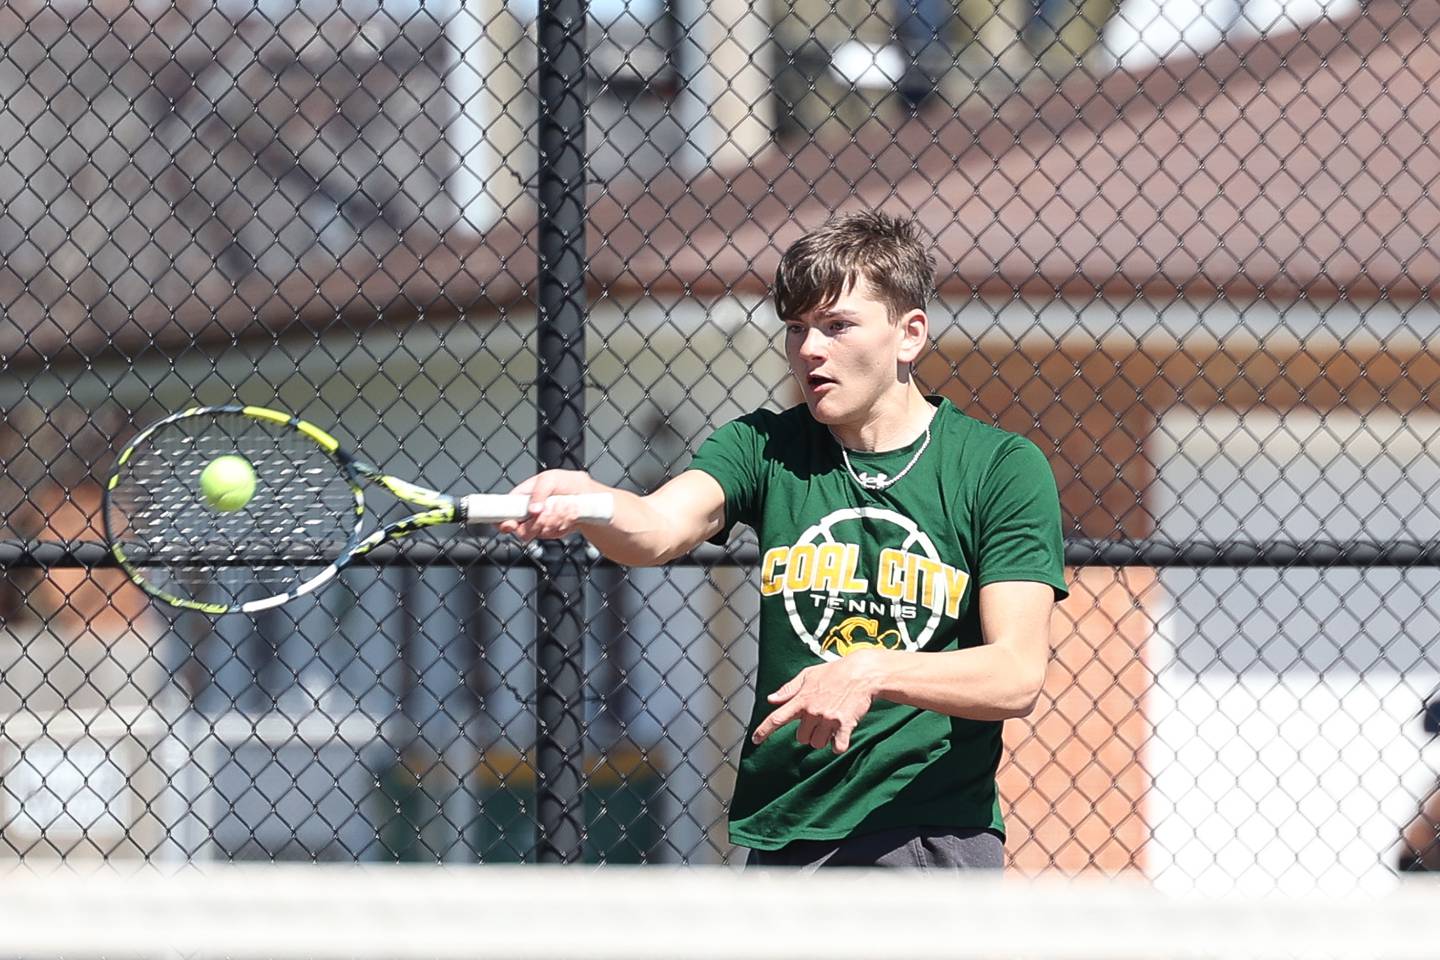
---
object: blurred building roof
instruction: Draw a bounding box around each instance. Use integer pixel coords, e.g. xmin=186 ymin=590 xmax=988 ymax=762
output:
xmin=617 ymin=0 xmax=1439 ymax=306
xmin=5 ymin=0 xmax=1435 ymax=363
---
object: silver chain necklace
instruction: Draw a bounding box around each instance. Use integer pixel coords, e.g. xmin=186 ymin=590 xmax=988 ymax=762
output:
xmin=838 ymin=421 xmax=933 ymax=491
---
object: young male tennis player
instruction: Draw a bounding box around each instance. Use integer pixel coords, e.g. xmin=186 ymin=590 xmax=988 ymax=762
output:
xmin=501 ymin=211 xmax=1068 ymax=869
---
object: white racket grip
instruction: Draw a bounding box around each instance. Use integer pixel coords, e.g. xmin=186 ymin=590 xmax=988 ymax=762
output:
xmin=461 ymin=492 xmax=615 ymax=526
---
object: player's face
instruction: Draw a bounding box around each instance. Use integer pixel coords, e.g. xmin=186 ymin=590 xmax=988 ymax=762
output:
xmin=783 ymin=282 xmax=920 ymax=429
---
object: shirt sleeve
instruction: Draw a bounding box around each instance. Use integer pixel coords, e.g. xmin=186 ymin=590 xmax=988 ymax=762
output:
xmin=975 ymin=436 xmax=1069 ymax=601
xmin=686 ymin=414 xmax=766 ymax=544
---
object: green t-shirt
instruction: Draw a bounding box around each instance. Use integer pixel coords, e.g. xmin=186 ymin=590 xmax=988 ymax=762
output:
xmin=688 ymin=396 xmax=1068 ymax=850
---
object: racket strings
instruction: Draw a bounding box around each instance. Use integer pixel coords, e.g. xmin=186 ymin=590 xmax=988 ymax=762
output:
xmin=110 ymin=413 xmax=359 ymax=604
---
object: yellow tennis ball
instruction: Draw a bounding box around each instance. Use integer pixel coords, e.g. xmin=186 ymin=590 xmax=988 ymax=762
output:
xmin=199 ymin=455 xmax=257 ymax=512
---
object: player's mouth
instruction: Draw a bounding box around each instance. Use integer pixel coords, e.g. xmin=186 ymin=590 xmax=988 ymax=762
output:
xmin=807 ymin=373 xmax=838 ymax=395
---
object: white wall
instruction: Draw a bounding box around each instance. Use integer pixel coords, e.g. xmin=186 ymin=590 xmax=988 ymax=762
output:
xmin=1105 ymin=0 xmax=1359 ymax=71
xmin=1147 ymin=408 xmax=1440 ymax=893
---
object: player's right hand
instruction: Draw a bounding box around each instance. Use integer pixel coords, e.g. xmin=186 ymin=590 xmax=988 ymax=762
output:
xmin=498 ymin=469 xmax=603 ymax=541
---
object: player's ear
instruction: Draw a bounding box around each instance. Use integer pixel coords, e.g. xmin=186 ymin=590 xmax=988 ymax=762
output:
xmin=897 ymin=308 xmax=928 ymax=363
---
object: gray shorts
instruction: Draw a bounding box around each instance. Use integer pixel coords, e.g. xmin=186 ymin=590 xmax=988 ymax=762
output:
xmin=744 ymin=826 xmax=1005 ymax=871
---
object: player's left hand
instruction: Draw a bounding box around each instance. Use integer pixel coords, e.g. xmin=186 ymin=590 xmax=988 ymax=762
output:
xmin=751 ymin=650 xmax=886 ymax=754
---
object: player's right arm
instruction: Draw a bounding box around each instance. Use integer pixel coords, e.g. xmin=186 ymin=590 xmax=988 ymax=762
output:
xmin=496 ymin=469 xmax=727 ymax=566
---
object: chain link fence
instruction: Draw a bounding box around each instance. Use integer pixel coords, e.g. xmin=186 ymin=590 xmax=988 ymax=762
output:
xmin=1 ymin=0 xmax=1438 ymax=890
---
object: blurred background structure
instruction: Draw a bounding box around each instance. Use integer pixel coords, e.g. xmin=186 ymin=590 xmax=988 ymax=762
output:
xmin=1 ymin=0 xmax=1437 ymax=893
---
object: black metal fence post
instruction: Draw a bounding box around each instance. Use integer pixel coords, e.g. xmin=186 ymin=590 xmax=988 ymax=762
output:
xmin=534 ymin=0 xmax=589 ymax=864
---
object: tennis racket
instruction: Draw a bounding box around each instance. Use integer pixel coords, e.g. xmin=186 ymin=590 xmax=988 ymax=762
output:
xmin=102 ymin=404 xmax=613 ymax=614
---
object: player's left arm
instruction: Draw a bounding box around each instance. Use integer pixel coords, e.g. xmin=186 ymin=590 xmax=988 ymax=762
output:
xmin=752 ymin=580 xmax=1055 ymax=753
xmin=869 ymin=579 xmax=1053 ymax=718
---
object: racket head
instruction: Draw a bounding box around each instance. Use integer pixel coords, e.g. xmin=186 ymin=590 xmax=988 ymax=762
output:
xmin=103 ymin=405 xmax=364 ymax=614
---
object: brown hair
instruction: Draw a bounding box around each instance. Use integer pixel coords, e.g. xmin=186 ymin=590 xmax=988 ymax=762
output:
xmin=773 ymin=211 xmax=935 ymax=323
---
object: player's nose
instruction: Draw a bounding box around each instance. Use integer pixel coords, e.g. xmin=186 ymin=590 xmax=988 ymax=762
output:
xmin=796 ymin=326 xmax=827 ymax=360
